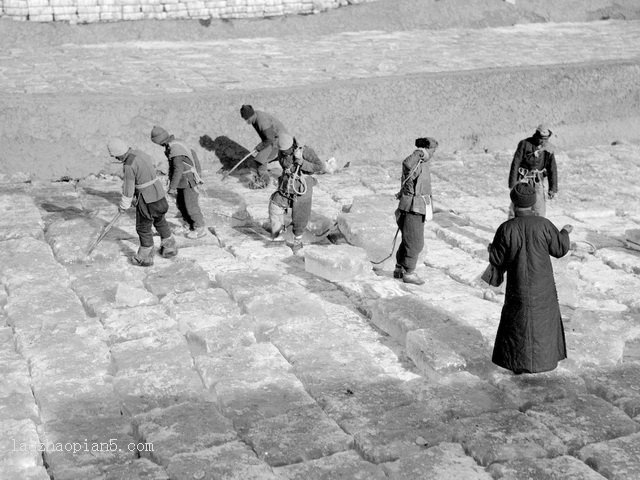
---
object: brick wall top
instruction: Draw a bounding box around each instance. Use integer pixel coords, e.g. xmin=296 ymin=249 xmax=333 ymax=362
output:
xmin=0 ymin=0 xmax=374 ymax=23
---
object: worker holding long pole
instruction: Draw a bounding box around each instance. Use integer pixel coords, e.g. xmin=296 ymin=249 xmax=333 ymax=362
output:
xmin=393 ymin=137 xmax=438 ymax=285
xmin=239 ymin=104 xmax=291 ymax=189
xmin=107 ymin=138 xmax=177 ymax=266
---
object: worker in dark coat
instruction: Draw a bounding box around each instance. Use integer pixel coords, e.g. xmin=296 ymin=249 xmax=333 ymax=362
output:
xmin=393 ymin=137 xmax=437 ymax=285
xmin=107 ymin=138 xmax=177 ymax=266
xmin=489 ymin=182 xmax=573 ymax=374
xmin=240 ymin=104 xmax=290 ymax=190
xmin=508 ymin=123 xmax=558 ymax=218
xmin=267 ymin=133 xmax=324 ymax=256
xmin=150 ymin=126 xmax=207 ymax=239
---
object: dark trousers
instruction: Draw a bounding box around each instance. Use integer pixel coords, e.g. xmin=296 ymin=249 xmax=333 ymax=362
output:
xmin=291 ymin=186 xmax=313 ymax=236
xmin=395 ymin=210 xmax=425 ymax=272
xmin=137 ymin=196 xmax=171 ymax=247
xmin=255 ymin=145 xmax=278 ymax=175
xmin=176 ymin=186 xmax=204 ymax=229
xmin=269 ymin=184 xmax=313 ymax=237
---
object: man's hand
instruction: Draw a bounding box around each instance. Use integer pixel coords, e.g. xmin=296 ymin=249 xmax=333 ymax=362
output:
xmin=562 ymin=224 xmax=573 ymax=234
xmin=168 ymin=189 xmax=177 ymax=197
xmin=118 ymin=195 xmax=132 ymax=212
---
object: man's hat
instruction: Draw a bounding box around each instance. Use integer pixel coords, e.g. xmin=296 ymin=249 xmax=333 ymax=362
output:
xmin=240 ymin=104 xmax=255 ymax=120
xmin=150 ymin=125 xmax=170 ymax=145
xmin=536 ymin=124 xmax=552 ymax=138
xmin=415 ymin=137 xmax=438 ymax=149
xmin=278 ymin=133 xmax=294 ymax=151
xmin=107 ymin=138 xmax=129 ymax=158
xmin=510 ymin=182 xmax=537 ymax=208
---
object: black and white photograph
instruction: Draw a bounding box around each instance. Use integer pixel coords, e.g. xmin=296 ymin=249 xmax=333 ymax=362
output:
xmin=1 ymin=0 xmax=640 ymax=478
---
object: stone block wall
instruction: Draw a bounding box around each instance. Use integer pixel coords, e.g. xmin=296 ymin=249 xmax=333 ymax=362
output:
xmin=0 ymin=0 xmax=372 ymax=23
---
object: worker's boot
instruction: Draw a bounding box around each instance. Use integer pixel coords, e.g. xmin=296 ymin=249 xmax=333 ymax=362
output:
xmin=186 ymin=227 xmax=207 ymax=240
xmin=159 ymin=235 xmax=178 ymax=258
xmin=290 ymin=236 xmax=304 ymax=257
xmin=266 ymin=203 xmax=286 ymax=242
xmin=393 ymin=264 xmax=404 ymax=279
xmin=132 ymin=246 xmax=154 ymax=267
xmin=262 ymin=221 xmax=285 ymax=242
xmin=402 ymin=270 xmax=425 ymax=285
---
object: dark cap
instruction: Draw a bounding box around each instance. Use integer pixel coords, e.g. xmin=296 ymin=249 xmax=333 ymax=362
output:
xmin=240 ymin=104 xmax=255 ymax=120
xmin=510 ymin=183 xmax=537 ymax=208
xmin=150 ymin=125 xmax=170 ymax=145
xmin=415 ymin=137 xmax=438 ymax=149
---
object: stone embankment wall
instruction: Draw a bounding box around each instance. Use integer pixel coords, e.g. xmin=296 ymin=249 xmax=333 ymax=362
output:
xmin=0 ymin=0 xmax=370 ymax=23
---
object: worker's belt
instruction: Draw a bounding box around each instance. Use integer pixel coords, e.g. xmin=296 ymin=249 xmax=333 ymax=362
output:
xmin=135 ymin=178 xmax=160 ymax=190
xmin=182 ymin=165 xmax=204 ymax=185
xmin=518 ymin=167 xmax=546 ymax=184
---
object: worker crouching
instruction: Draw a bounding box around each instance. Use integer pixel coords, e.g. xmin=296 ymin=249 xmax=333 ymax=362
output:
xmin=268 ymin=133 xmax=324 ymax=256
xmin=107 ymin=138 xmax=178 ymax=266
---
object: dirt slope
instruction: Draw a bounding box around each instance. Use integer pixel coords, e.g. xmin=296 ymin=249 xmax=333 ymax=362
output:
xmin=1 ymin=0 xmax=640 ymax=179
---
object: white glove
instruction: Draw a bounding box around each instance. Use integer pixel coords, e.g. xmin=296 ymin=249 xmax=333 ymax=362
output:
xmin=119 ymin=195 xmax=132 ymax=211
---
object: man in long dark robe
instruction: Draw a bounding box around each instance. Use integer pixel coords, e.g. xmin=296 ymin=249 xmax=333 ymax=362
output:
xmin=489 ymin=183 xmax=573 ymax=374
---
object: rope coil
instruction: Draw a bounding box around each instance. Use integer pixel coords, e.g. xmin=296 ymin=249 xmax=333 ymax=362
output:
xmin=289 ymin=165 xmax=307 ymax=196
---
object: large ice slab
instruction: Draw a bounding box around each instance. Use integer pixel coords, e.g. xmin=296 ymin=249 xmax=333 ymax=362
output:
xmin=450 ymin=410 xmax=566 ymax=466
xmin=382 ymin=442 xmax=493 ymax=480
xmin=0 ymin=238 xmax=68 ymax=292
xmin=0 ymin=193 xmax=44 ymax=240
xmin=304 ymin=244 xmax=373 ymax=282
xmin=488 ymin=455 xmax=608 ymax=480
xmin=132 ymin=401 xmax=236 ymax=467
xmin=337 ymin=195 xmax=399 ymax=268
xmin=525 ymin=394 xmax=639 ymax=454
xmin=166 ymin=442 xmax=278 ymax=480
xmin=578 ymin=432 xmax=640 ymax=480
xmin=275 ymin=450 xmax=386 ymax=480
xmin=46 ymin=216 xmax=134 ymax=264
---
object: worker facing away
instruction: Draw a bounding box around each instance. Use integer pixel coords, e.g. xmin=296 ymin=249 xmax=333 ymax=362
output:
xmin=150 ymin=126 xmax=207 ymax=240
xmin=394 ymin=137 xmax=437 ymax=285
xmin=489 ymin=182 xmax=573 ymax=374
